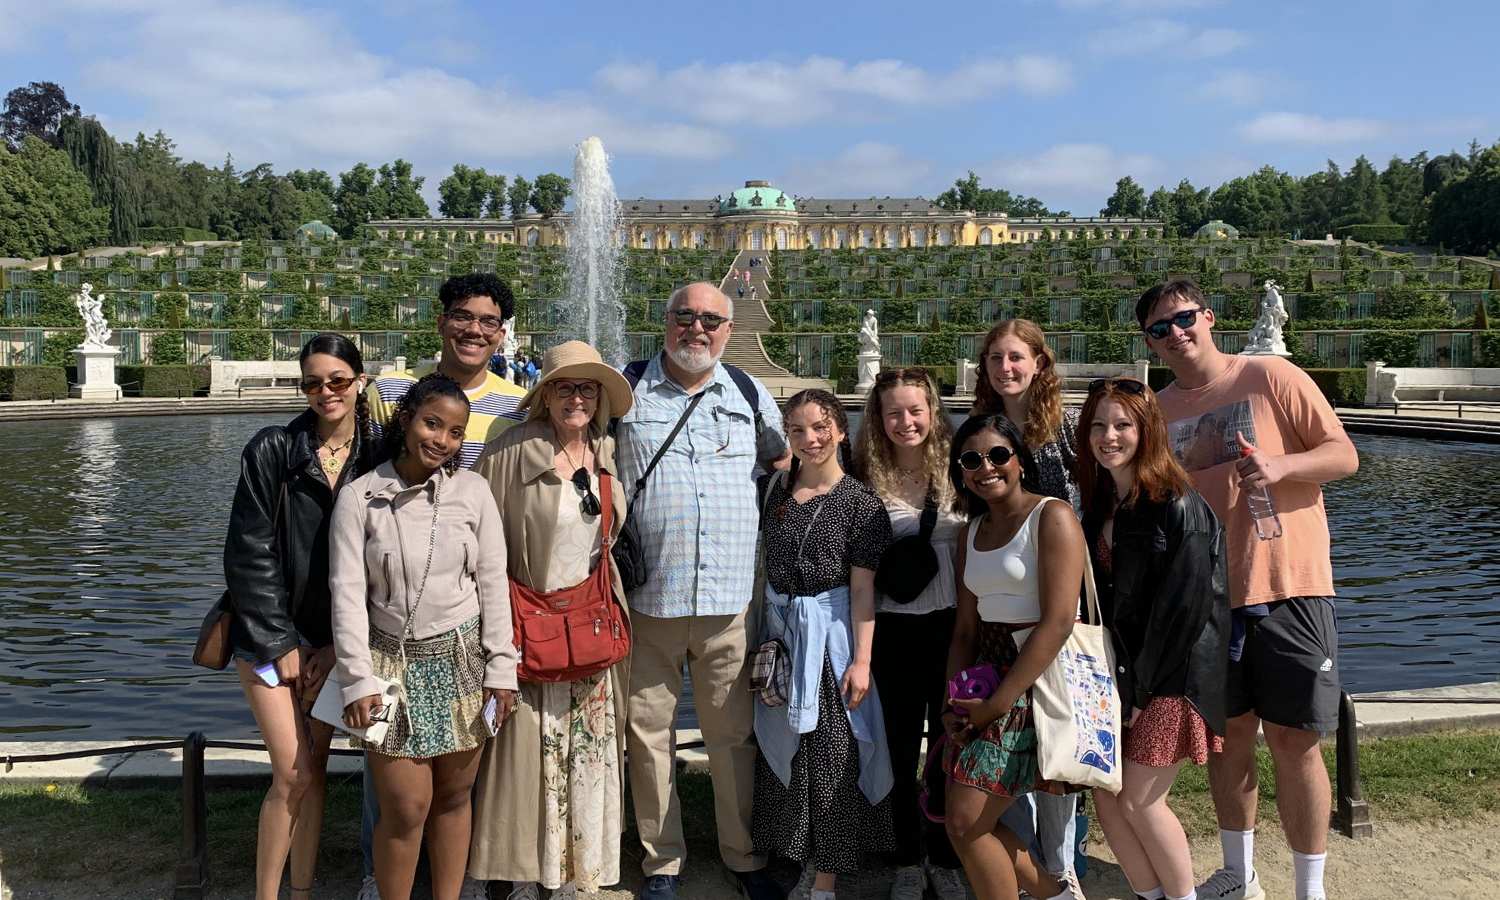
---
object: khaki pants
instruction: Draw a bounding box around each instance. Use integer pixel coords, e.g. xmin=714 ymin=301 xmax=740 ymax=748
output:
xmin=626 ymin=607 xmax=764 ymax=876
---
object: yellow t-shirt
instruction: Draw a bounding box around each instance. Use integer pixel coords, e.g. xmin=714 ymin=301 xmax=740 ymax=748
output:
xmin=369 ymin=364 xmax=527 ymax=470
xmin=1157 ymin=355 xmax=1344 ymax=608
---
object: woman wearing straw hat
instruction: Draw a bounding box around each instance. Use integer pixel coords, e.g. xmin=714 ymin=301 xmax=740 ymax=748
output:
xmin=468 ymin=341 xmax=634 ymax=900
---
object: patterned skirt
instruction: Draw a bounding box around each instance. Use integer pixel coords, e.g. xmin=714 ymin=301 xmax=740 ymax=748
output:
xmin=947 ymin=621 xmax=1076 ymax=799
xmin=1124 ymin=695 xmax=1224 ymax=768
xmin=357 ymin=616 xmax=489 ymax=758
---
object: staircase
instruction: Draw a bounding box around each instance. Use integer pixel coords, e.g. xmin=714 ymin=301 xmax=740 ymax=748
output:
xmin=718 ymin=250 xmax=790 ymax=380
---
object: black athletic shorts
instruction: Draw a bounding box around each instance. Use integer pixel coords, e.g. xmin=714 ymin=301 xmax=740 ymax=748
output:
xmin=1226 ymin=596 xmax=1341 ymax=732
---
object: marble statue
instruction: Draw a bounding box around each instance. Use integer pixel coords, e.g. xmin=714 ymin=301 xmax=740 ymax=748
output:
xmin=75 ymin=283 xmax=112 ymax=348
xmin=500 ymin=318 xmax=519 ymax=383
xmin=1242 ymin=280 xmax=1290 ymax=357
xmin=858 ymin=308 xmax=880 ymax=354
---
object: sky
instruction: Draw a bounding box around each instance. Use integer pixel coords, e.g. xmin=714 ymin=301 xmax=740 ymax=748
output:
xmin=2 ymin=0 xmax=1496 ymax=215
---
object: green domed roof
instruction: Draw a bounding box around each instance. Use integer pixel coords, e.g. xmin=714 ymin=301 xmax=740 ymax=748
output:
xmin=1196 ymin=219 xmax=1239 ymax=240
xmin=298 ymin=220 xmax=339 ymax=239
xmin=719 ymin=181 xmax=795 ymax=216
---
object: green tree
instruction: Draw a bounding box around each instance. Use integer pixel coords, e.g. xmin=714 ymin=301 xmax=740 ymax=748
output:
xmin=0 ymin=136 xmax=108 ymax=256
xmin=1168 ymin=179 xmax=1209 ymax=236
xmin=508 ymin=175 xmax=533 ymax=218
xmin=438 ymin=164 xmax=493 ymax=218
xmin=287 ymin=168 xmax=336 ymax=225
xmin=376 ymin=159 xmax=429 ymax=218
xmin=529 ymin=173 xmax=572 ymax=217
xmin=236 ymin=163 xmax=304 ymax=240
xmin=1101 ymin=176 xmax=1145 ymax=217
xmin=57 ymin=114 xmax=141 ymax=245
xmin=935 ymin=170 xmax=1061 ymax=216
xmin=1380 ymin=152 xmax=1426 ymax=226
xmin=484 ymin=173 xmax=509 ymax=217
xmin=1427 ymin=142 xmax=1500 ymax=254
xmin=332 ymin=162 xmax=383 ymax=238
xmin=1340 ymin=155 xmax=1389 ymax=226
xmin=1209 ymin=166 xmax=1296 ymax=236
xmin=1 ymin=81 xmax=79 ymax=149
xmin=1424 ymin=152 xmax=1470 ymax=196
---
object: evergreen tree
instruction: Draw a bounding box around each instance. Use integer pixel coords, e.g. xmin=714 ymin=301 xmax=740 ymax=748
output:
xmin=1101 ymin=176 xmax=1146 ymax=217
xmin=508 ymin=175 xmax=532 ymax=217
xmin=57 ymin=114 xmax=140 ymax=246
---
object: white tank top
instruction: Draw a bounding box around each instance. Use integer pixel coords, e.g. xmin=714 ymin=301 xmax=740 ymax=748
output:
xmin=964 ymin=497 xmax=1061 ymax=624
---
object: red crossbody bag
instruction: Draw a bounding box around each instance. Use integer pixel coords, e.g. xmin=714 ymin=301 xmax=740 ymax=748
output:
xmin=510 ymin=471 xmax=631 ymax=682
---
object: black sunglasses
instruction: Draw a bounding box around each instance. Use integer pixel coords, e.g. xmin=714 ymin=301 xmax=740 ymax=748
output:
xmin=957 ymin=445 xmax=1016 ymax=471
xmin=570 ymin=467 xmax=601 ymax=517
xmin=299 ymin=375 xmax=358 ymax=395
xmin=1145 ymin=306 xmax=1209 ymax=339
xmin=876 ymin=366 xmax=931 ymax=385
xmin=1088 ymin=378 xmax=1148 ymax=395
xmin=670 ymin=309 xmax=729 ymax=331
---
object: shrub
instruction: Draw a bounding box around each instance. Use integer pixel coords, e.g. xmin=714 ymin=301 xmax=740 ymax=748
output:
xmin=1478 ymin=331 xmax=1500 ymax=366
xmin=42 ymin=330 xmax=83 ymax=367
xmin=140 ymin=226 xmax=219 ymax=243
xmin=1362 ymin=331 xmax=1420 ymax=367
xmin=0 ymin=366 xmax=68 ymax=400
xmin=230 ymin=330 xmax=271 ymax=362
xmin=1302 ymin=368 xmax=1367 ymax=407
xmin=1336 ymin=224 xmax=1408 ymax=244
xmin=151 ymin=330 xmax=186 ymax=364
xmin=403 ymin=331 xmax=441 ymax=362
xmin=116 ymin=364 xmax=210 ymax=397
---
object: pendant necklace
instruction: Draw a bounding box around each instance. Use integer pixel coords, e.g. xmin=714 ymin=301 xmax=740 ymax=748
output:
xmin=319 ymin=434 xmax=355 ymax=476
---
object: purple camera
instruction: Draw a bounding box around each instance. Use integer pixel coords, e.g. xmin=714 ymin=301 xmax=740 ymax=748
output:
xmin=948 ymin=664 xmax=1000 ymax=714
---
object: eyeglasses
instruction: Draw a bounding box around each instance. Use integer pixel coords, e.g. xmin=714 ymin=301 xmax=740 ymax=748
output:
xmin=443 ymin=309 xmax=506 ymax=334
xmin=670 ymin=309 xmax=729 ymax=331
xmin=957 ymin=445 xmax=1016 ymax=471
xmin=550 ymin=381 xmax=600 ymax=399
xmin=1144 ymin=307 xmax=1209 ymax=340
xmin=570 ymin=467 xmax=601 ymax=517
xmin=299 ymin=375 xmax=358 ymax=395
xmin=876 ymin=367 xmax=931 ymax=385
xmin=1087 ymin=378 xmax=1148 ymax=395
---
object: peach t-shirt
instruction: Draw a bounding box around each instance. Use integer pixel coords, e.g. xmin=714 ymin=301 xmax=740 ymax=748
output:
xmin=1156 ymin=355 xmax=1343 ymax=608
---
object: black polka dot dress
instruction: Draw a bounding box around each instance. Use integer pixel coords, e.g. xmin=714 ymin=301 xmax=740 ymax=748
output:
xmin=752 ymin=473 xmax=896 ymax=874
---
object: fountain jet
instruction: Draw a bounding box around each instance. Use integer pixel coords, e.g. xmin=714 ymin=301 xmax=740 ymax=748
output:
xmin=561 ymin=136 xmax=627 ymax=366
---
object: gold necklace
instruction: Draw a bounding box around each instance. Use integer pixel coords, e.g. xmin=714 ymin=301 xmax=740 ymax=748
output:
xmin=559 ymin=440 xmax=590 ymax=475
xmin=319 ymin=434 xmax=355 ymax=476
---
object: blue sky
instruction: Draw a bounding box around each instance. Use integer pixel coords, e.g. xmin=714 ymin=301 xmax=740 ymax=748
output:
xmin=2 ymin=0 xmax=1495 ymax=214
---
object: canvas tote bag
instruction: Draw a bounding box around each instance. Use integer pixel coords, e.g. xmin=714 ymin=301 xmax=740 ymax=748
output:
xmin=1016 ymin=551 xmax=1122 ymax=793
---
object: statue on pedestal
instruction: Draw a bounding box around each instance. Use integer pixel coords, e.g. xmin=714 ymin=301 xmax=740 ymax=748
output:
xmin=75 ymin=283 xmax=112 ymax=348
xmin=501 ymin=318 xmax=519 ymax=382
xmin=855 ymin=308 xmax=882 ymax=392
xmin=1242 ymin=280 xmax=1291 ymax=357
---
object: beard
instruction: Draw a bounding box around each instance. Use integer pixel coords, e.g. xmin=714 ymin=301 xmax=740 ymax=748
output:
xmin=668 ymin=338 xmax=722 ymax=374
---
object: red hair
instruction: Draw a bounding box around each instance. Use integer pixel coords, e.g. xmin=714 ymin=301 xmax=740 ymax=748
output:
xmin=1076 ymin=381 xmax=1192 ymax=514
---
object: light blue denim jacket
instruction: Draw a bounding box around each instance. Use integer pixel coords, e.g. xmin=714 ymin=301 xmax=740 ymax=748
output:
xmin=753 ymin=583 xmax=894 ymax=806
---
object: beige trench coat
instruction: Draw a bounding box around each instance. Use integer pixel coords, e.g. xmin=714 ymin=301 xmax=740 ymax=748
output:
xmin=467 ymin=418 xmax=631 ymax=885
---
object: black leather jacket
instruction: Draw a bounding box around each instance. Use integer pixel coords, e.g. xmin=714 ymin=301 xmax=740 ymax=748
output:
xmin=224 ymin=410 xmax=377 ymax=666
xmin=1084 ymin=487 xmax=1230 ymax=735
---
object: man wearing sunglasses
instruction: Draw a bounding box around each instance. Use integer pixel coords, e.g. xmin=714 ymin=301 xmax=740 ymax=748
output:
xmin=617 ymin=282 xmax=789 ymax=900
xmin=1138 ymin=280 xmax=1359 ymax=900
xmin=360 ymin=272 xmax=528 ymax=900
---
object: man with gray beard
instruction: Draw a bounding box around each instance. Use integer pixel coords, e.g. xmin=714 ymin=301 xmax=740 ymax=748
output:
xmin=617 ymin=283 xmax=788 ymax=900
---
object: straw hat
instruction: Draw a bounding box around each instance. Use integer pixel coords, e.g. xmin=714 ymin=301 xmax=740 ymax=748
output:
xmin=517 ymin=340 xmax=634 ymax=417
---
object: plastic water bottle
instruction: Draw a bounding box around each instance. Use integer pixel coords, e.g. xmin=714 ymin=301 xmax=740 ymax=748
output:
xmin=1240 ymin=447 xmax=1283 ymax=540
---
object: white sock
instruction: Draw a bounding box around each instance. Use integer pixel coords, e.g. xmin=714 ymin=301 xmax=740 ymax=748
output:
xmin=1165 ymin=891 xmax=1197 ymax=900
xmin=810 ymin=889 xmax=836 ymax=900
xmin=1218 ymin=827 xmax=1255 ymax=881
xmin=1136 ymin=887 xmax=1166 ymax=900
xmin=1293 ymin=850 xmax=1326 ymax=898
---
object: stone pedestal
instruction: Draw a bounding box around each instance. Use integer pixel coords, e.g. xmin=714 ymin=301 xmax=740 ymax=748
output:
xmin=71 ymin=345 xmax=121 ymax=400
xmin=854 ymin=350 xmax=882 ymax=393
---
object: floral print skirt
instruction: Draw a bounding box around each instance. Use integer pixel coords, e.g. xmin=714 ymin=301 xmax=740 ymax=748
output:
xmin=947 ymin=621 xmax=1076 ymax=799
xmin=358 ymin=616 xmax=488 ymax=759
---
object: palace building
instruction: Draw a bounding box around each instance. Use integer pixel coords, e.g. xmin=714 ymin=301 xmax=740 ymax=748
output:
xmin=371 ymin=180 xmax=1165 ymax=251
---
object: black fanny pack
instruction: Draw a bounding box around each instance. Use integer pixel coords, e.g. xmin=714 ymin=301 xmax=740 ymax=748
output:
xmin=873 ymin=493 xmax=940 ymax=604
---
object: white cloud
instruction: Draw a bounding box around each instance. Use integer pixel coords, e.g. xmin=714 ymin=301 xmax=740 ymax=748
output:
xmin=969 ymin=143 xmax=1160 ymax=210
xmin=779 ymin=143 xmax=934 ymax=198
xmin=1190 ymin=70 xmax=1292 ymax=107
xmin=1236 ymin=111 xmax=1491 ymax=145
xmin=1083 ymin=19 xmax=1250 ymax=58
xmin=596 ymin=55 xmax=1074 ymax=128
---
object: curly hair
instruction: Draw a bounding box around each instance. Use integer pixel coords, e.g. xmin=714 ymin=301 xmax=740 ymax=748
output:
xmin=380 ymin=372 xmax=469 ymax=475
xmin=971 ymin=319 xmax=1064 ymax=453
xmin=948 ymin=414 xmax=1042 ymax=519
xmin=851 ymin=368 xmax=955 ymax=509
xmin=779 ymin=388 xmax=852 ymax=519
xmin=439 ymin=272 xmax=516 ymax=321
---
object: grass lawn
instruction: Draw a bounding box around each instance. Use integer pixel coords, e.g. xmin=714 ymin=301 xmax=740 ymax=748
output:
xmin=2 ymin=730 xmax=1498 ymax=886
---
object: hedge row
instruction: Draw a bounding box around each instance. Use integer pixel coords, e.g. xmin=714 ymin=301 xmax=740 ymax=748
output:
xmin=0 ymin=366 xmax=68 ymax=401
xmin=1336 ymin=224 xmax=1410 ymax=244
xmin=140 ymin=227 xmax=219 ymax=243
xmin=115 ymin=364 xmax=211 ymax=397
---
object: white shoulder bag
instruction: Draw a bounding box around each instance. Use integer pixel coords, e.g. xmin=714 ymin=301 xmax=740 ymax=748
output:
xmin=1015 ymin=547 xmax=1123 ymax=793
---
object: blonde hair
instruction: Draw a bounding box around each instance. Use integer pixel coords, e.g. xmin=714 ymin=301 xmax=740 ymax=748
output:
xmin=852 ymin=368 xmax=956 ymax=509
xmin=971 ymin=318 xmax=1064 ymax=452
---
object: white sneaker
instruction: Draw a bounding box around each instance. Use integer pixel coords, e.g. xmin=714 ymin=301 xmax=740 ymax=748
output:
xmin=926 ymin=863 xmax=969 ymax=900
xmin=1198 ymin=867 xmax=1265 ymax=900
xmin=789 ymin=866 xmax=816 ymax=900
xmin=890 ymin=865 xmax=924 ymax=900
xmin=355 ymin=874 xmax=381 ymax=900
xmin=506 ymin=883 xmax=540 ymax=900
xmin=457 ymin=875 xmax=490 ymax=900
xmin=1062 ymin=869 xmax=1085 ymax=900
xmin=548 ymin=882 xmax=576 ymax=900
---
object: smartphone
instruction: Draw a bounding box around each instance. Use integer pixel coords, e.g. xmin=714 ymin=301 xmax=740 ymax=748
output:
xmin=254 ymin=662 xmax=281 ymax=687
xmin=482 ymin=695 xmax=499 ymax=735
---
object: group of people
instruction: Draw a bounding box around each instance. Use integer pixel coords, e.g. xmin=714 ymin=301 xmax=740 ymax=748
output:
xmin=222 ymin=272 xmax=1356 ymax=900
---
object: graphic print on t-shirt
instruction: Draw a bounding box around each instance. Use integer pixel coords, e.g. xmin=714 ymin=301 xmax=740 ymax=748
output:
xmin=1165 ymin=399 xmax=1255 ymax=472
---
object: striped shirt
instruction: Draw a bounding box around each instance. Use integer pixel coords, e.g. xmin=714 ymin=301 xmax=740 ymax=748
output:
xmin=616 ymin=355 xmax=786 ymax=618
xmin=369 ymin=363 xmax=527 ymax=470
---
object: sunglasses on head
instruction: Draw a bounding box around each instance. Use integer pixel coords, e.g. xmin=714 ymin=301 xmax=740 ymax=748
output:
xmin=957 ymin=445 xmax=1016 ymax=471
xmin=1087 ymin=378 xmax=1147 ymax=395
xmin=570 ymin=467 xmax=601 ymax=517
xmin=1144 ymin=306 xmax=1209 ymax=340
xmin=670 ymin=309 xmax=729 ymax=331
xmin=876 ymin=367 xmax=930 ymax=385
xmin=299 ymin=375 xmax=358 ymax=395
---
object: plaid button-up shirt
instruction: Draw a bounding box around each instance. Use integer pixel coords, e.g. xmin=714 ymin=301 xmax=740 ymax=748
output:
xmin=616 ymin=355 xmax=786 ymax=618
